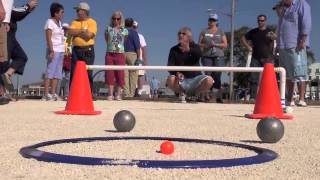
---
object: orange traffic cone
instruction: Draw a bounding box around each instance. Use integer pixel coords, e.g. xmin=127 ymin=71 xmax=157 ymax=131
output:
xmin=56 ymin=61 xmax=101 ymax=115
xmin=245 ymin=63 xmax=293 ymax=120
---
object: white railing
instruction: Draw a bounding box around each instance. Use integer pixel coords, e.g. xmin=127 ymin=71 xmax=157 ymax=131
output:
xmin=87 ymin=65 xmax=286 ymax=105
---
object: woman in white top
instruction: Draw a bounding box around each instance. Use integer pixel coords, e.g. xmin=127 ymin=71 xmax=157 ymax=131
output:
xmin=42 ymin=2 xmax=65 ymax=101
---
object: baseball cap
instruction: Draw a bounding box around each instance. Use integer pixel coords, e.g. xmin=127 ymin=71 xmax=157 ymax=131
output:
xmin=74 ymin=2 xmax=90 ymax=11
xmin=133 ymin=21 xmax=138 ymax=27
xmin=209 ymin=13 xmax=218 ymax=20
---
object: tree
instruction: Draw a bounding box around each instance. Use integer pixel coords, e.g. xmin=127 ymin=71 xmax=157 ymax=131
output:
xmin=224 ymin=26 xmax=251 ymax=88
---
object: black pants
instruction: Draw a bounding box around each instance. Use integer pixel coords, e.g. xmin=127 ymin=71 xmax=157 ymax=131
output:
xmin=70 ymin=46 xmax=95 ymax=92
xmin=0 ymin=33 xmax=28 ymax=85
xmin=0 ymin=33 xmax=28 ymax=74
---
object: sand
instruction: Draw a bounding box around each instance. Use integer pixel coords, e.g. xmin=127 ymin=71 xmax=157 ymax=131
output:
xmin=0 ymin=100 xmax=319 ymax=179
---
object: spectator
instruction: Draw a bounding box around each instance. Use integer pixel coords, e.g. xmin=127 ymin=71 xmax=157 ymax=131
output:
xmin=198 ymin=13 xmax=228 ymax=103
xmin=0 ymin=0 xmax=37 ymax=103
xmin=275 ymin=0 xmax=312 ymax=107
xmin=59 ymin=23 xmax=72 ymax=100
xmin=133 ymin=20 xmax=147 ymax=97
xmin=241 ymin=14 xmax=276 ymax=100
xmin=104 ymin=11 xmax=128 ymax=100
xmin=67 ymin=2 xmax=97 ymax=94
xmin=167 ymin=27 xmax=214 ymax=103
xmin=123 ymin=17 xmax=140 ymax=98
xmin=150 ymin=76 xmax=160 ymax=99
xmin=42 ymin=2 xmax=65 ymax=101
xmin=0 ymin=0 xmax=14 ymax=63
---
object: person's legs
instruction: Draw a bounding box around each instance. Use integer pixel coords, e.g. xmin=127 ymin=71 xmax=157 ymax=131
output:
xmin=212 ymin=57 xmax=225 ymax=102
xmin=124 ymin=52 xmax=138 ymax=97
xmin=105 ymin=53 xmax=115 ymax=98
xmin=201 ymin=57 xmax=214 ymax=100
xmin=166 ymin=75 xmax=181 ymax=93
xmin=279 ymin=48 xmax=305 ymax=105
xmin=114 ymin=53 xmax=125 ymax=100
xmin=249 ymin=58 xmax=263 ymax=99
xmin=194 ymin=76 xmax=214 ymax=95
xmin=298 ymin=81 xmax=306 ymax=102
xmin=0 ymin=23 xmax=8 ymax=62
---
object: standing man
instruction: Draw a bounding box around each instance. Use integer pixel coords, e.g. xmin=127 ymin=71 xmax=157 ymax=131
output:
xmin=67 ymin=2 xmax=97 ymax=92
xmin=133 ymin=20 xmax=147 ymax=96
xmin=241 ymin=14 xmax=276 ymax=100
xmin=123 ymin=18 xmax=140 ymax=98
xmin=275 ymin=0 xmax=312 ymax=107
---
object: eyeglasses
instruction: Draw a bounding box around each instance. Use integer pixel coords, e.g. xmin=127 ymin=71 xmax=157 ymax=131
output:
xmin=208 ymin=19 xmax=217 ymax=22
xmin=178 ymin=32 xmax=187 ymax=36
xmin=112 ymin=17 xmax=121 ymax=21
xmin=258 ymin=19 xmax=265 ymax=22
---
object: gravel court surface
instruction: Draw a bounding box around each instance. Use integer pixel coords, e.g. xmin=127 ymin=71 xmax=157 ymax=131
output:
xmin=0 ymin=100 xmax=319 ymax=179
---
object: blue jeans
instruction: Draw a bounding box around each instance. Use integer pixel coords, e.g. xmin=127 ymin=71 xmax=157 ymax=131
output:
xmin=201 ymin=56 xmax=224 ymax=89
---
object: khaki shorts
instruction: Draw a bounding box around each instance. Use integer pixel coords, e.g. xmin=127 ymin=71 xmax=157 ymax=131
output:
xmin=0 ymin=23 xmax=8 ymax=62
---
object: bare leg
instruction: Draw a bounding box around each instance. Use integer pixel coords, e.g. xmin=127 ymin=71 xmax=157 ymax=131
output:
xmin=195 ymin=77 xmax=214 ymax=96
xmin=298 ymin=81 xmax=306 ymax=102
xmin=44 ymin=78 xmax=49 ymax=96
xmin=108 ymin=85 xmax=114 ymax=97
xmin=50 ymin=79 xmax=59 ymax=95
xmin=115 ymin=86 xmax=122 ymax=97
xmin=166 ymin=75 xmax=182 ymax=93
xmin=286 ymin=80 xmax=295 ymax=103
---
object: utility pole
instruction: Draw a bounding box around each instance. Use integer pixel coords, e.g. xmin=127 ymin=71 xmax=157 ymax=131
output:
xmin=229 ymin=0 xmax=236 ymax=100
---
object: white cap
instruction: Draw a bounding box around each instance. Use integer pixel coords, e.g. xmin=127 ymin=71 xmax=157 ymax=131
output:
xmin=74 ymin=2 xmax=90 ymax=11
xmin=133 ymin=21 xmax=138 ymax=27
xmin=209 ymin=13 xmax=218 ymax=20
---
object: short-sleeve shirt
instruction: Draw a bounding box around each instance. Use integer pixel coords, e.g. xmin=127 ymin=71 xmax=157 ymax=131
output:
xmin=105 ymin=26 xmax=128 ymax=53
xmin=138 ymin=33 xmax=146 ymax=59
xmin=245 ymin=28 xmax=273 ymax=60
xmin=44 ymin=19 xmax=65 ymax=52
xmin=200 ymin=28 xmax=225 ymax=57
xmin=70 ymin=18 xmax=97 ymax=46
xmin=124 ymin=28 xmax=140 ymax=53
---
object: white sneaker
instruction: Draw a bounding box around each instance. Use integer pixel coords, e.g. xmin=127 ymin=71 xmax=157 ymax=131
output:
xmin=290 ymin=101 xmax=296 ymax=106
xmin=296 ymin=100 xmax=307 ymax=107
xmin=52 ymin=94 xmax=61 ymax=101
xmin=114 ymin=95 xmax=122 ymax=101
xmin=42 ymin=94 xmax=53 ymax=101
xmin=179 ymin=93 xmax=186 ymax=103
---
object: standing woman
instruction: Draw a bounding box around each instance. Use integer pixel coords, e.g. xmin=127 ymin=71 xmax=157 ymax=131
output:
xmin=104 ymin=11 xmax=128 ymax=100
xmin=198 ymin=13 xmax=228 ymax=103
xmin=42 ymin=3 xmax=64 ymax=100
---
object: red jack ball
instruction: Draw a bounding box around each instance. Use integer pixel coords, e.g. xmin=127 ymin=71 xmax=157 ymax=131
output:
xmin=160 ymin=141 xmax=175 ymax=155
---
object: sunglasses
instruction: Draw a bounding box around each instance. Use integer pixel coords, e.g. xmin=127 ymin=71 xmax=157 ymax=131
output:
xmin=112 ymin=17 xmax=121 ymax=21
xmin=258 ymin=19 xmax=265 ymax=22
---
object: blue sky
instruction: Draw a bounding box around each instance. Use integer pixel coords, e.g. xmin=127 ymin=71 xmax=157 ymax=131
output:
xmin=13 ymin=0 xmax=319 ymax=85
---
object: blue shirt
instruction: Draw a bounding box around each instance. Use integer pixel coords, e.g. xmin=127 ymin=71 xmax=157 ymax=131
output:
xmin=124 ymin=28 xmax=141 ymax=53
xmin=277 ymin=0 xmax=312 ymax=49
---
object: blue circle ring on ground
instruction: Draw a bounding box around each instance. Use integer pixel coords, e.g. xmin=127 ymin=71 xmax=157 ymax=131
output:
xmin=19 ymin=136 xmax=278 ymax=169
